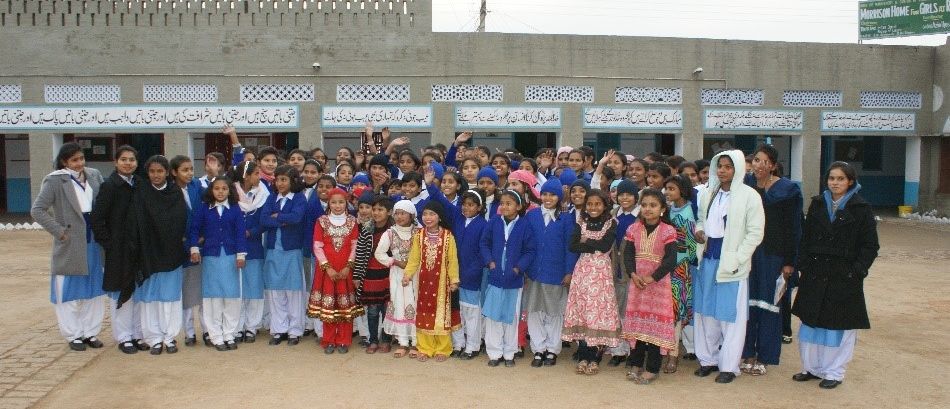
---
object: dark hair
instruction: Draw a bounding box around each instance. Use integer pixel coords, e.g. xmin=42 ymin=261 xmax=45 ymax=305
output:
xmin=55 ymin=142 xmax=83 ymax=170
xmin=519 ymin=158 xmax=538 ymax=174
xmin=170 ymin=155 xmax=192 ymax=172
xmin=202 ymin=176 xmax=239 ymax=205
xmin=582 ymin=189 xmax=611 ymax=222
xmin=577 ymin=146 xmax=594 ymax=161
xmin=678 ymin=161 xmax=698 ymax=175
xmin=638 ymin=188 xmax=672 ymax=225
xmin=433 ymin=143 xmax=448 ymax=154
xmin=490 ymin=153 xmax=511 ymax=170
xmin=630 ymin=158 xmax=649 ymax=170
xmin=230 ymin=160 xmax=260 ymax=185
xmin=695 ymin=159 xmax=710 ymax=171
xmin=258 ymin=146 xmax=279 ymax=161
xmin=663 ymin=175 xmax=694 ymax=202
xmin=274 ymin=164 xmax=304 ymax=193
xmin=372 ymin=194 xmax=395 ymax=210
xmin=475 ymin=146 xmax=491 ymax=159
xmin=422 ymin=151 xmax=443 ymax=165
xmin=401 ymin=171 xmax=423 ymax=187
xmin=382 ymin=178 xmax=402 ymax=194
xmin=144 ymin=155 xmax=171 ymax=175
xmin=644 ymin=152 xmax=665 ymax=163
xmin=309 ymin=147 xmax=326 ymax=159
xmin=334 ymin=159 xmax=356 ymax=175
xmin=665 ymin=155 xmax=686 ymax=170
xmin=303 ymin=158 xmax=323 ymax=174
xmin=461 ymin=188 xmax=487 ymax=216
xmin=422 ymin=201 xmax=453 ymax=233
xmin=648 ymin=162 xmax=672 ymax=179
xmin=498 ymin=189 xmax=527 ymax=216
xmin=826 ymin=161 xmax=858 ymax=190
xmin=568 ymin=149 xmax=586 ymax=162
xmin=398 ymin=150 xmax=422 ymax=170
xmin=461 ymin=157 xmax=480 ymax=170
xmin=442 ymin=171 xmax=469 ymax=193
xmin=287 ymin=149 xmax=308 ymax=161
xmin=205 ymin=152 xmax=226 ymax=169
xmin=115 ymin=144 xmax=138 ymax=160
xmin=717 ymin=154 xmax=735 ymax=167
xmin=774 ymin=162 xmax=784 ymax=177
xmin=754 ymin=144 xmax=779 ymax=165
xmin=317 ymin=174 xmax=337 ymax=187
xmin=336 ymin=146 xmax=355 ymax=160
xmin=240 ymin=146 xmax=258 ymax=158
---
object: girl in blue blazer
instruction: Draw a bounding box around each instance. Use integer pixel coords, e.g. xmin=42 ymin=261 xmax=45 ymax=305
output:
xmin=170 ymin=155 xmax=206 ymax=347
xmin=523 ymin=178 xmax=578 ymax=367
xmin=260 ymin=165 xmax=308 ymax=346
xmin=231 ymin=161 xmax=270 ymax=343
xmin=479 ymin=190 xmax=536 ymax=367
xmin=188 ymin=177 xmax=248 ymax=351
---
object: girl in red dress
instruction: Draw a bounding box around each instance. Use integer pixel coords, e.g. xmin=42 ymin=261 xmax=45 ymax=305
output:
xmin=308 ymin=188 xmax=364 ymax=354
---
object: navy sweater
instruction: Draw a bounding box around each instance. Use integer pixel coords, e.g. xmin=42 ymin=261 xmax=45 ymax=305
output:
xmin=479 ymin=215 xmax=536 ymax=289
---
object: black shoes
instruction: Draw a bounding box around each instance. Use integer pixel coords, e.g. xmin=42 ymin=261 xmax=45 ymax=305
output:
xmin=69 ymin=339 xmax=87 ymax=351
xmin=682 ymin=353 xmax=697 ymax=361
xmin=792 ymin=372 xmax=821 ymax=382
xmin=234 ymin=332 xmax=245 ymax=344
xmin=337 ymin=345 xmax=349 ymax=354
xmin=202 ymin=332 xmax=212 ymax=347
xmin=269 ymin=333 xmax=287 ymax=345
xmin=460 ymin=352 xmax=476 ymax=360
xmin=513 ymin=348 xmax=524 ymax=359
xmin=226 ymin=340 xmax=237 ymax=350
xmin=118 ymin=341 xmax=138 ymax=354
xmin=165 ymin=341 xmax=178 ymax=354
xmin=83 ymin=337 xmax=104 ymax=349
xmin=133 ymin=339 xmax=150 ymax=351
xmin=694 ymin=365 xmax=719 ymax=377
xmin=243 ymin=331 xmax=256 ymax=343
xmin=504 ymin=359 xmax=516 ymax=367
xmin=487 ymin=359 xmax=501 ymax=367
xmin=715 ymin=372 xmax=736 ymax=384
xmin=607 ymin=355 xmax=626 ymax=367
xmin=214 ymin=343 xmax=229 ymax=352
xmin=287 ymin=336 xmax=300 ymax=346
xmin=531 ymin=352 xmax=544 ymax=367
xmin=184 ymin=336 xmax=197 ymax=347
xmin=150 ymin=343 xmax=163 ymax=355
xmin=819 ymin=379 xmax=842 ymax=389
xmin=543 ymin=353 xmax=558 ymax=366
xmin=450 ymin=350 xmax=462 ymax=358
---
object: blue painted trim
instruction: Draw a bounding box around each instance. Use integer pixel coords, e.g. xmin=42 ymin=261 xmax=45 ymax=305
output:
xmin=454 ymin=105 xmax=562 ymax=129
xmin=581 ymin=105 xmax=683 ymax=131
xmin=702 ymin=108 xmax=804 ymax=131
xmin=904 ymin=181 xmax=919 ymax=206
xmin=0 ymin=104 xmax=300 ymax=130
xmin=6 ymin=178 xmax=30 ymax=213
xmin=320 ymin=104 xmax=433 ymax=129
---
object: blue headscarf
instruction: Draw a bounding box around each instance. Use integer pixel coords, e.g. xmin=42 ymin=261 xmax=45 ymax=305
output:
xmin=823 ymin=183 xmax=861 ymax=222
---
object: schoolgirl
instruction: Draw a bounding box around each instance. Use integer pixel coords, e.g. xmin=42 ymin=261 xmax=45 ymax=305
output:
xmin=479 ymin=190 xmax=536 ymax=367
xmin=260 ymin=165 xmax=308 ymax=346
xmin=308 ymin=188 xmax=364 ymax=354
xmin=606 ymin=180 xmax=640 ymax=367
xmin=286 ymin=149 xmax=308 ymax=172
xmin=256 ymin=146 xmax=281 ymax=189
xmin=459 ymin=158 xmax=481 ymax=186
xmin=440 ymin=171 xmax=468 ymax=207
xmin=523 ymin=178 xmax=576 ymax=367
xmin=131 ymin=155 xmax=189 ymax=355
xmin=353 ymin=194 xmax=395 ymax=354
xmin=507 ymin=170 xmax=541 ymax=211
xmin=620 ymin=189 xmax=679 ymax=385
xmin=378 ymin=200 xmax=421 ymax=358
xmin=32 ymin=142 xmax=107 ymax=352
xmin=231 ymin=161 xmax=270 ymax=343
xmin=170 ymin=155 xmax=206 ymax=347
xmin=188 ymin=177 xmax=248 ymax=351
xmin=476 ymin=166 xmax=501 ymax=219
xmin=302 ymin=159 xmax=326 ymax=339
xmin=489 ymin=153 xmax=512 ymax=188
xmin=664 ymin=175 xmax=699 ymax=373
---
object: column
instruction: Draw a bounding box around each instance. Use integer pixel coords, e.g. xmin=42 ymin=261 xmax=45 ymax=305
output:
xmin=163 ymin=130 xmax=192 ymax=158
xmin=790 ymin=134 xmax=805 ymax=184
xmin=799 ymin=110 xmax=822 ymax=200
xmin=28 ymin=133 xmax=60 ymax=202
xmin=904 ymin=135 xmax=921 ymax=207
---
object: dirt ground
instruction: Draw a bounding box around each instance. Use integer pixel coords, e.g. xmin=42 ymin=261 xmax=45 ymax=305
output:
xmin=1 ymin=219 xmax=948 ymax=409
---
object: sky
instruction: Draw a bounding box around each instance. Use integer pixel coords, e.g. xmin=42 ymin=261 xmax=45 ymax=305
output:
xmin=432 ymin=0 xmax=950 ymax=46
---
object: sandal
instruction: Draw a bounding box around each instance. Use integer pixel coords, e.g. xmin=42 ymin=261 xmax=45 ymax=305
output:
xmin=434 ymin=354 xmax=448 ymax=362
xmin=635 ymin=373 xmax=657 ymax=385
xmin=379 ymin=343 xmax=392 ymax=354
xmin=664 ymin=356 xmax=679 ymax=374
xmin=408 ymin=348 xmax=419 ymax=359
xmin=584 ymin=361 xmax=600 ymax=375
xmin=661 ymin=355 xmax=671 ymax=373
xmin=575 ymin=360 xmax=589 ymax=374
xmin=417 ymin=354 xmax=429 ymax=362
xmin=749 ymin=363 xmax=767 ymax=376
xmin=366 ymin=343 xmax=378 ymax=354
xmin=626 ymin=368 xmax=642 ymax=381
xmin=393 ymin=347 xmax=408 ymax=358
xmin=740 ymin=362 xmax=754 ymax=374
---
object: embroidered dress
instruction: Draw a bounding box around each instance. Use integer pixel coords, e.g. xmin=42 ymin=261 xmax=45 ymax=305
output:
xmin=307 ymin=215 xmax=364 ymax=322
xmin=406 ymin=228 xmax=461 ymax=335
xmin=621 ymin=221 xmax=678 ymax=352
xmin=379 ymin=225 xmax=420 ymax=341
xmin=562 ymin=219 xmax=621 ymax=347
xmin=668 ymin=202 xmax=697 ymax=324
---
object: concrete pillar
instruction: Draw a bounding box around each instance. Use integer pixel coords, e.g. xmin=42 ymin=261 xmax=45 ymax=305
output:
xmin=163 ymin=130 xmax=192 ymax=158
xmin=799 ymin=110 xmax=823 ymax=200
xmin=790 ymin=134 xmax=804 ymax=184
xmin=28 ymin=133 xmax=60 ymax=202
xmin=904 ymin=135 xmax=921 ymax=207
xmin=561 ymin=104 xmax=583 ymax=148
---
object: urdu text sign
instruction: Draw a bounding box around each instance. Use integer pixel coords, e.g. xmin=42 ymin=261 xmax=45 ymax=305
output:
xmin=859 ymin=0 xmax=950 ymax=39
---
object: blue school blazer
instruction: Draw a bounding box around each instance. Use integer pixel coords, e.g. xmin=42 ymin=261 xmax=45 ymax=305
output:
xmin=429 ymin=185 xmax=488 ymax=291
xmin=479 ymin=215 xmax=536 ymax=289
xmin=242 ymin=206 xmax=266 ymax=260
xmin=525 ymin=208 xmax=578 ymax=285
xmin=260 ymin=192 xmax=307 ymax=251
xmin=188 ymin=204 xmax=248 ymax=257
xmin=181 ymin=178 xmax=206 ymax=267
xmin=302 ymin=190 xmax=325 ymax=259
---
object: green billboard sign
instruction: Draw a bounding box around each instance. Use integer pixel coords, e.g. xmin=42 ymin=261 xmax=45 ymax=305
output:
xmin=859 ymin=0 xmax=950 ymax=39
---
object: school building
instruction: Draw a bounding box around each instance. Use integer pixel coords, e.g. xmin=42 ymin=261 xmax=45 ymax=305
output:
xmin=1 ymin=0 xmax=948 ymax=214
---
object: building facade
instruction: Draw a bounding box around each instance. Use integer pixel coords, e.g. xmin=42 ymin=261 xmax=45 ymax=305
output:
xmin=1 ymin=0 xmax=948 ymax=213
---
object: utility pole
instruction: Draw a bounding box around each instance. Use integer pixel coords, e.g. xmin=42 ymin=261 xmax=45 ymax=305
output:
xmin=477 ymin=0 xmax=486 ymax=32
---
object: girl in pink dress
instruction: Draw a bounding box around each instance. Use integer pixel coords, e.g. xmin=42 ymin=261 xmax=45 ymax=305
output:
xmin=562 ymin=189 xmax=620 ymax=376
xmin=621 ymin=189 xmax=679 ymax=385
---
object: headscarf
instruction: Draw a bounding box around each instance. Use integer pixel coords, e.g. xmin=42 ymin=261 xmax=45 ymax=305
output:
xmin=477 ymin=166 xmax=499 ymax=185
xmin=540 ymin=177 xmax=564 ymax=201
xmin=508 ymin=169 xmax=540 ymax=199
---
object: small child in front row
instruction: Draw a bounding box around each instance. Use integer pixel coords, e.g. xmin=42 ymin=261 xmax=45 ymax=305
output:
xmin=621 ymin=189 xmax=679 ymax=385
xmin=523 ymin=178 xmax=576 ymax=368
xmin=479 ymin=190 xmax=536 ymax=367
xmin=377 ymin=200 xmax=421 ymax=358
xmin=401 ymin=200 xmax=461 ymax=362
xmin=308 ymin=188 xmax=364 ymax=354
xmin=260 ymin=165 xmax=308 ymax=346
xmin=188 ymin=177 xmax=248 ymax=351
xmin=663 ymin=175 xmax=698 ymax=373
xmin=607 ymin=180 xmax=640 ymax=367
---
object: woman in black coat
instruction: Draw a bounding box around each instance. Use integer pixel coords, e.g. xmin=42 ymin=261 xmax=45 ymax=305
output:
xmin=90 ymin=145 xmax=148 ymax=354
xmin=791 ymin=161 xmax=879 ymax=389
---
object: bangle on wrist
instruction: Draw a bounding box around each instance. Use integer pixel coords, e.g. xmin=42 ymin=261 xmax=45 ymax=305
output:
xmin=320 ymin=262 xmax=331 ymax=272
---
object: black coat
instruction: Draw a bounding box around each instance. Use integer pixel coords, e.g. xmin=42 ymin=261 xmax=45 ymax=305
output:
xmin=90 ymin=172 xmax=139 ymax=299
xmin=131 ymin=181 xmax=188 ymax=288
xmin=792 ymin=193 xmax=879 ymax=330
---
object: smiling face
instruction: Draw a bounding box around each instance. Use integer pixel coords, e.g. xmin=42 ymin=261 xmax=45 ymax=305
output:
xmin=606 ymin=154 xmax=624 ymax=177
xmin=302 ymin=164 xmax=320 ymax=186
xmin=491 ymin=156 xmax=510 ymax=177
xmin=398 ymin=154 xmax=417 ymax=174
xmin=244 ymin=167 xmax=261 ymax=188
xmin=630 ymin=162 xmax=647 ymax=184
xmin=288 ymin=152 xmax=306 ymax=171
xmin=393 ymin=209 xmax=414 ymax=227
xmin=274 ymin=174 xmax=291 ymax=195
xmin=259 ymin=153 xmax=278 ymax=175
xmin=62 ymin=151 xmax=85 ymax=173
xmin=328 ymin=194 xmax=347 ymax=215
xmin=461 ymin=196 xmax=482 ymax=218
xmin=441 ymin=175 xmax=459 ymax=197
xmin=540 ymin=191 xmax=559 ymax=210
xmin=616 ymin=192 xmax=637 ymax=211
xmin=646 ymin=170 xmax=664 ymax=190
xmin=498 ymin=194 xmax=522 ymax=219
xmin=401 ymin=180 xmax=421 ymax=199
xmin=211 ymin=179 xmax=230 ymax=202
xmin=752 ymin=151 xmax=776 ymax=180
xmin=584 ymin=195 xmax=605 ymax=218
xmin=147 ymin=162 xmax=167 ymax=187
xmin=371 ymin=203 xmax=391 ymax=225
xmin=115 ymin=150 xmax=137 ymax=177
xmin=567 ymin=152 xmax=584 ymax=173
xmin=421 ymin=209 xmax=440 ymax=229
xmin=570 ymin=186 xmax=587 ymax=208
xmin=638 ymin=194 xmax=665 ymax=224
